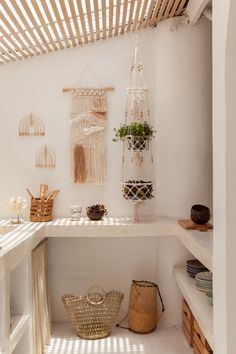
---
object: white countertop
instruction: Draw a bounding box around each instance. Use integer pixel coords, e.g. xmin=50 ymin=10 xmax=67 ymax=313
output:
xmin=0 ymin=216 xmax=177 ymax=259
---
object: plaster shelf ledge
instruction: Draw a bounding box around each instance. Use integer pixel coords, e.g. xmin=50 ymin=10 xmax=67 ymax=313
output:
xmin=45 ymin=216 xmax=177 ymax=237
xmin=177 ymin=224 xmax=213 ymax=272
xmin=174 ymin=266 xmax=214 ymax=350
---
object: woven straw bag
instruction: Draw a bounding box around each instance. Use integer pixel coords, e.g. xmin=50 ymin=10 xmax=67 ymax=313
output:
xmin=128 ymin=280 xmax=165 ymax=333
xmin=62 ymin=286 xmax=124 ymax=339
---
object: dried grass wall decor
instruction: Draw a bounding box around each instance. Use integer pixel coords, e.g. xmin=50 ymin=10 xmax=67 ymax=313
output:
xmin=65 ymin=86 xmax=114 ymax=184
xmin=35 ymin=145 xmax=56 ymax=168
xmin=19 ymin=113 xmax=45 ymax=136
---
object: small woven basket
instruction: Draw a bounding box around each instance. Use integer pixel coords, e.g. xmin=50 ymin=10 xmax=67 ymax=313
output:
xmin=30 ymin=198 xmax=53 ymax=222
xmin=128 ymin=280 xmax=165 ymax=333
xmin=62 ymin=286 xmax=124 ymax=339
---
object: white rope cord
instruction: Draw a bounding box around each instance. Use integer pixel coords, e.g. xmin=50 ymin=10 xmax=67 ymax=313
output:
xmin=120 ymin=35 xmax=155 ymax=222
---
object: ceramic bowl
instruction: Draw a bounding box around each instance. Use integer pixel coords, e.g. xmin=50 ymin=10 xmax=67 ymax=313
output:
xmin=191 ymin=204 xmax=210 ymax=224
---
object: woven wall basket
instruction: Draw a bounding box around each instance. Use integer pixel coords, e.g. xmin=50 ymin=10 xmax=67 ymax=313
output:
xmin=128 ymin=280 xmax=165 ymax=333
xmin=62 ymin=286 xmax=124 ymax=339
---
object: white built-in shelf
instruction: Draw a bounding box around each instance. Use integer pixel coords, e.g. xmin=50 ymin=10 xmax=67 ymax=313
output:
xmin=174 ymin=266 xmax=214 ymax=350
xmin=10 ymin=314 xmax=29 ymax=352
xmin=45 ymin=216 xmax=177 ymax=238
xmin=177 ymin=225 xmax=213 ymax=271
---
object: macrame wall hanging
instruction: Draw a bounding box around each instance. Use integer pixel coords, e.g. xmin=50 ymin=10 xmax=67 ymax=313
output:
xmin=63 ymin=85 xmax=114 ymax=184
xmin=115 ymin=36 xmax=156 ymax=222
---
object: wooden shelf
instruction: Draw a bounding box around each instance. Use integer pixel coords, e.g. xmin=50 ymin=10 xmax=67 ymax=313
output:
xmin=10 ymin=314 xmax=29 ymax=352
xmin=177 ymin=224 xmax=213 ymax=271
xmin=174 ymin=266 xmax=214 ymax=350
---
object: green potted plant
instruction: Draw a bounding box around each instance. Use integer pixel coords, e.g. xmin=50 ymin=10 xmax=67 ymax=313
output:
xmin=113 ymin=121 xmax=155 ymax=151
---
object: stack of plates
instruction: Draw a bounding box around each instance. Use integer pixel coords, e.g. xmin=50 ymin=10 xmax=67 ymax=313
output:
xmin=186 ymin=259 xmax=208 ymax=278
xmin=196 ymin=272 xmax=213 ymax=292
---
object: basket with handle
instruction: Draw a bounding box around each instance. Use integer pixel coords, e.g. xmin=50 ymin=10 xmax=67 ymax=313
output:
xmin=62 ymin=286 xmax=124 ymax=339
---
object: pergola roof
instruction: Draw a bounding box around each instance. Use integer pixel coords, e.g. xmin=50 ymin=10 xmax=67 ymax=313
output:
xmin=0 ymin=0 xmax=189 ymax=64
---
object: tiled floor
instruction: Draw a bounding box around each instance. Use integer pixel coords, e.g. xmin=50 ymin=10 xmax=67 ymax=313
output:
xmin=44 ymin=323 xmax=193 ymax=354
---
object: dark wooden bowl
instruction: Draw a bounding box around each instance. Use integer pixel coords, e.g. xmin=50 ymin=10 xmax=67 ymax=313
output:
xmin=86 ymin=210 xmax=105 ymax=221
xmin=191 ymin=204 xmax=210 ymax=225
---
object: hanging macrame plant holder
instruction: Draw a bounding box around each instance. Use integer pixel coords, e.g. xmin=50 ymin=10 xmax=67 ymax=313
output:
xmin=119 ymin=36 xmax=156 ymax=222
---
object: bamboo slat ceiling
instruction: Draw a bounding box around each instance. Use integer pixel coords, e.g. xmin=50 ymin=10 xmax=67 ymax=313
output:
xmin=0 ymin=0 xmax=189 ymax=64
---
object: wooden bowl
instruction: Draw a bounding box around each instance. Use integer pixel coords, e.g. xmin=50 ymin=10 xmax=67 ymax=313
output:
xmin=191 ymin=204 xmax=210 ymax=225
xmin=86 ymin=210 xmax=105 ymax=221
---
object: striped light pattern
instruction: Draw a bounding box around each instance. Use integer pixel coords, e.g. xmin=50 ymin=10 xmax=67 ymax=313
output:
xmin=0 ymin=0 xmax=188 ymax=64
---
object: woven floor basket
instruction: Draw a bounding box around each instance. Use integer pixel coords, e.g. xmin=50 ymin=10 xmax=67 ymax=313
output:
xmin=30 ymin=198 xmax=53 ymax=222
xmin=128 ymin=280 xmax=165 ymax=333
xmin=62 ymin=287 xmax=124 ymax=339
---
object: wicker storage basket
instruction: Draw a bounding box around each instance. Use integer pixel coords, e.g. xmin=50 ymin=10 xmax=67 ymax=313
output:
xmin=128 ymin=280 xmax=165 ymax=333
xmin=62 ymin=286 xmax=124 ymax=339
xmin=30 ymin=198 xmax=53 ymax=222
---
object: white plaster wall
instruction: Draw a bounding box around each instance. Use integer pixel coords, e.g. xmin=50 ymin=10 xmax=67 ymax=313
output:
xmin=48 ymin=236 xmax=190 ymax=327
xmin=213 ymin=1 xmax=236 ymax=353
xmin=0 ymin=18 xmax=212 ymax=328
xmin=0 ymin=18 xmax=212 ymax=220
xmin=212 ymin=1 xmax=230 ymax=353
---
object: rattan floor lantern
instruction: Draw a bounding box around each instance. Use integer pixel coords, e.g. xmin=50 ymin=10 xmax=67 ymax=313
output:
xmin=113 ymin=37 xmax=155 ymax=222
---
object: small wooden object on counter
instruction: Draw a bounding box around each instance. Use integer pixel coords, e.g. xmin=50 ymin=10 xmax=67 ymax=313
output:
xmin=183 ymin=299 xmax=194 ymax=347
xmin=40 ymin=184 xmax=48 ymax=200
xmin=19 ymin=113 xmax=45 ymax=136
xmin=193 ymin=319 xmax=213 ymax=354
xmin=26 ymin=188 xmax=34 ymax=199
xmin=178 ymin=219 xmax=213 ymax=232
xmin=46 ymin=190 xmax=60 ymax=201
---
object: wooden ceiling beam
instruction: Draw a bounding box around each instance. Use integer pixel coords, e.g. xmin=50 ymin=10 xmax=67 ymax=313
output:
xmin=126 ymin=0 xmax=135 ymax=32
xmin=76 ymin=0 xmax=88 ymax=44
xmin=169 ymin=0 xmax=182 ymax=17
xmin=114 ymin=0 xmax=121 ymax=36
xmin=85 ymin=0 xmax=95 ymax=42
xmin=40 ymin=0 xmax=64 ymax=49
xmin=143 ymin=0 xmax=155 ymax=27
xmin=93 ymin=0 xmax=101 ymax=41
xmin=0 ymin=51 xmax=10 ymax=63
xmin=0 ymin=44 xmax=16 ymax=61
xmin=176 ymin=0 xmax=188 ymax=15
xmin=153 ymin=0 xmax=169 ymax=24
xmin=108 ymin=0 xmax=114 ymax=37
xmin=5 ymin=0 xmax=44 ymax=54
xmin=102 ymin=0 xmax=107 ymax=39
xmin=0 ymin=36 xmax=22 ymax=60
xmin=59 ymin=0 xmax=77 ymax=47
xmin=0 ymin=2 xmax=36 ymax=56
xmin=150 ymin=0 xmax=162 ymax=25
xmin=31 ymin=0 xmax=58 ymax=51
xmin=120 ymin=0 xmax=128 ymax=34
xmin=0 ymin=23 xmax=27 ymax=58
xmin=137 ymin=0 xmax=148 ymax=29
xmin=20 ymin=0 xmax=52 ymax=52
xmin=162 ymin=0 xmax=175 ymax=19
xmin=68 ymin=0 xmax=82 ymax=44
xmin=50 ymin=1 xmax=70 ymax=48
xmin=132 ymin=0 xmax=142 ymax=31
